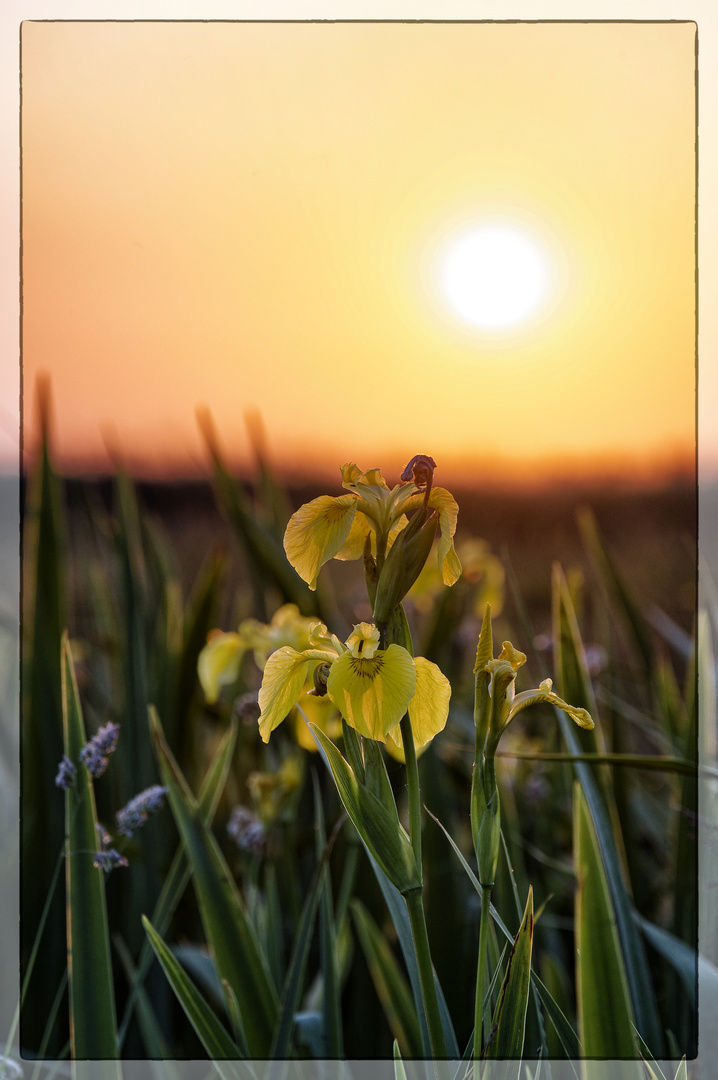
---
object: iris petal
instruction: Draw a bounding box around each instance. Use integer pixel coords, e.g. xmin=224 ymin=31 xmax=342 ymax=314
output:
xmin=283 ymin=494 xmax=359 ymax=589
xmin=388 ymin=657 xmax=451 ymax=751
xmin=258 ymin=647 xmax=311 ymax=743
xmin=507 ymin=685 xmax=594 ymax=730
xmin=403 ymin=487 xmax=462 ymax=586
xmin=327 ymin=644 xmax=416 ymax=742
xmin=198 ymin=632 xmax=245 ymax=704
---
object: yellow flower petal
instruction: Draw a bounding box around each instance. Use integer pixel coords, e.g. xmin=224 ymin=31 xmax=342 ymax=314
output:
xmin=197 ymin=632 xmax=244 ymax=704
xmin=333 ymin=508 xmax=374 ymax=561
xmin=388 ymin=657 xmax=451 ymax=751
xmin=403 ymin=487 xmax=462 ymax=586
xmin=345 ymin=622 xmax=381 ymax=659
xmin=257 ymin=646 xmax=337 ymax=742
xmin=257 ymin=647 xmax=311 ymax=743
xmin=293 ymin=691 xmax=343 ymax=752
xmin=327 ymin=644 xmax=416 ymax=742
xmin=283 ymin=494 xmax=359 ymax=589
xmin=508 ymin=685 xmax=595 ymax=730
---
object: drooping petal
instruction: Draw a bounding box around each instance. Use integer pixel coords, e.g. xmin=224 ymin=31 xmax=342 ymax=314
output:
xmin=506 ymin=678 xmax=594 ymax=731
xmin=333 ymin=507 xmax=374 ymax=561
xmin=283 ymin=494 xmax=359 ymax=589
xmin=198 ymin=632 xmax=245 ymax=704
xmin=388 ymin=656 xmax=451 ymax=752
xmin=403 ymin=487 xmax=462 ymax=586
xmin=257 ymin=645 xmax=338 ymax=742
xmin=257 ymin=647 xmax=310 ymax=742
xmin=327 ymin=644 xmax=416 ymax=742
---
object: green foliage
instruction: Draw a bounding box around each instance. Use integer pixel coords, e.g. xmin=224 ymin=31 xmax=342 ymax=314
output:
xmin=19 ymin=412 xmax=698 ymax=1066
xmin=61 ymin=634 xmax=120 ymax=1063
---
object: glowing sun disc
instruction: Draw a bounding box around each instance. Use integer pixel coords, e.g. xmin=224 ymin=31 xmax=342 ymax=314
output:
xmin=441 ymin=225 xmax=548 ymax=328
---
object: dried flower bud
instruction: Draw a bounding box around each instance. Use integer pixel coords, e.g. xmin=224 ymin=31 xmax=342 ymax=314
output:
xmin=401 ymin=454 xmax=437 ymax=500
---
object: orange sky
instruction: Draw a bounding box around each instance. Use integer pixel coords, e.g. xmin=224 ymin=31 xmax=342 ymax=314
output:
xmin=20 ymin=20 xmax=697 ymax=485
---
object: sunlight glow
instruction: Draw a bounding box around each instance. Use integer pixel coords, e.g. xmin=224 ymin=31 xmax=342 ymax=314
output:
xmin=441 ymin=225 xmax=549 ymax=329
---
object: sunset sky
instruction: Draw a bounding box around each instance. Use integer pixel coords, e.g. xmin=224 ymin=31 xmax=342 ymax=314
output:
xmin=19 ymin=18 xmax=699 ymax=485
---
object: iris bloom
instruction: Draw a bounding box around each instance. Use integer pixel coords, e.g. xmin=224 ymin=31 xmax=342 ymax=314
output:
xmin=480 ymin=639 xmax=594 ymax=747
xmin=198 ymin=603 xmax=318 ymax=704
xmin=283 ymin=462 xmax=462 ymax=591
xmin=258 ymin=620 xmax=451 ymax=749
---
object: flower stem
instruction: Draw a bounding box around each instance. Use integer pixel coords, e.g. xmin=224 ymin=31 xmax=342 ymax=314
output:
xmin=399 ymin=712 xmax=422 ymax=870
xmin=405 ymin=887 xmax=447 ymax=1065
xmin=474 ymin=881 xmax=493 ymax=1065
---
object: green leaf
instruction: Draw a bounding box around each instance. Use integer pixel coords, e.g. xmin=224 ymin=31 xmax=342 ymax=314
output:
xmin=351 ymin=899 xmax=424 ymax=1058
xmin=368 ymin=853 xmax=459 ymax=1060
xmin=113 ymin=934 xmax=172 ymax=1060
xmin=198 ymin=408 xmax=322 ymax=619
xmin=312 ymin=770 xmax=343 ymax=1058
xmin=142 ymin=916 xmax=243 ymax=1066
xmin=21 ymin=399 xmax=69 ymax=1055
xmin=578 ymin=506 xmax=654 ymax=678
xmin=270 ymin=785 xmax=334 ymax=1059
xmin=427 ymin=809 xmax=581 ymax=1062
xmin=61 ymin=633 xmax=120 ymax=1062
xmin=310 ymin=725 xmax=421 ymax=895
xmin=553 ymin=564 xmax=664 ymax=1056
xmin=118 ymin=716 xmax=238 ymax=1049
xmin=633 ymin=913 xmax=696 ymax=1008
xmin=393 ymin=1039 xmax=409 ymax=1080
xmin=485 ymin=886 xmax=533 ymax=1066
xmin=574 ymin=782 xmax=636 ymax=1057
xmin=150 ymin=708 xmax=278 ymax=1058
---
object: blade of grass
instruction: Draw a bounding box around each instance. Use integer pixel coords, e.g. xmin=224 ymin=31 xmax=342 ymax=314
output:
xmin=21 ymin=389 xmax=68 ymax=1055
xmin=197 ymin=408 xmax=322 ymax=619
xmin=269 ymin=809 xmax=343 ymax=1059
xmin=113 ymin=934 xmax=173 ymax=1060
xmin=118 ymin=716 xmax=238 ymax=1048
xmin=351 ymin=899 xmax=424 ymax=1059
xmin=311 ymin=770 xmax=343 ymax=1058
xmin=61 ymin=633 xmax=120 ymax=1062
xmin=484 ymin=887 xmax=534 ymax=1067
xmin=552 ymin=564 xmax=664 ymax=1056
xmin=142 ymin=915 xmax=243 ymax=1063
xmin=427 ymin=809 xmax=581 ymax=1064
xmin=573 ymin=782 xmax=636 ymax=1058
xmin=150 ymin=708 xmax=278 ymax=1058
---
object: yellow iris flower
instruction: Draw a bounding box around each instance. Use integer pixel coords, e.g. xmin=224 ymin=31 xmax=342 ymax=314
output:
xmin=198 ymin=603 xmax=319 ymax=704
xmin=283 ymin=462 xmax=462 ymax=591
xmin=258 ymin=620 xmax=451 ymax=748
xmin=480 ymin=639 xmax=594 ymax=740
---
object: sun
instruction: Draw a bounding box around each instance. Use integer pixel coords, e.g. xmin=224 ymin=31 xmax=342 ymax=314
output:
xmin=440 ymin=225 xmax=549 ymax=329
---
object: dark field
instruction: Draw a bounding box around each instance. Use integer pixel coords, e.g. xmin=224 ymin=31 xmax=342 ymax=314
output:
xmin=59 ymin=473 xmax=697 ymax=637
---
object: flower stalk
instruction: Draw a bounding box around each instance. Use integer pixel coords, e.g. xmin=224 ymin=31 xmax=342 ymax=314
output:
xmin=469 ymin=604 xmax=594 ymax=1058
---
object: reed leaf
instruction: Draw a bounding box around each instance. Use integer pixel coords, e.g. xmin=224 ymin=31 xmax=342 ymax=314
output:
xmin=484 ymin=886 xmax=534 ymax=1068
xmin=61 ymin=633 xmax=120 ymax=1062
xmin=552 ymin=564 xmax=664 ymax=1055
xmin=142 ymin=915 xmax=244 ymax=1063
xmin=351 ymin=899 xmax=424 ymax=1058
xmin=573 ymin=782 xmax=636 ymax=1058
xmin=149 ymin=708 xmax=278 ymax=1058
xmin=118 ymin=716 xmax=238 ymax=1048
xmin=310 ymin=725 xmax=421 ymax=896
xmin=21 ymin=396 xmax=68 ymax=1054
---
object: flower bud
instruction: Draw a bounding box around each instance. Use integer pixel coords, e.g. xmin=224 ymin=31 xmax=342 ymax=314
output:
xmin=372 ymin=509 xmax=438 ymax=625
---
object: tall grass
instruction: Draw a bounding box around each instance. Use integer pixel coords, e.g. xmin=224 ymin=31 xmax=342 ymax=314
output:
xmin=12 ymin=412 xmax=707 ymax=1079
